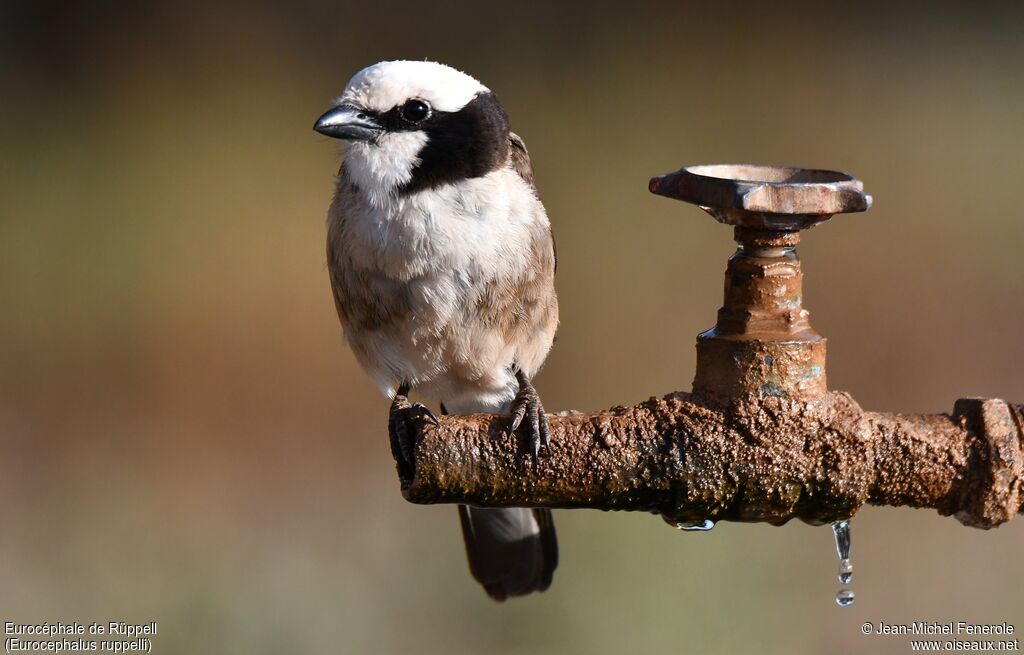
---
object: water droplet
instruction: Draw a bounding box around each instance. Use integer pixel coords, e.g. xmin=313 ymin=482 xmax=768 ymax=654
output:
xmin=830 ymin=520 xmax=855 ymax=606
xmin=675 ymin=519 xmax=715 ymax=531
xmin=831 ymin=520 xmax=853 ymax=582
xmin=832 ymin=520 xmax=851 ymax=561
xmin=835 ymin=589 xmax=855 ymax=607
xmin=838 ymin=558 xmax=853 ymax=585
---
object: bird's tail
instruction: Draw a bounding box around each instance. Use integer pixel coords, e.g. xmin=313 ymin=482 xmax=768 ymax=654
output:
xmin=442 ymin=400 xmax=558 ymax=600
xmin=458 ymin=505 xmax=557 ymax=601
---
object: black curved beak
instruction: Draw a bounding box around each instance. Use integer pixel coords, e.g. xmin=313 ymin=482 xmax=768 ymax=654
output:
xmin=313 ymin=105 xmax=382 ymax=141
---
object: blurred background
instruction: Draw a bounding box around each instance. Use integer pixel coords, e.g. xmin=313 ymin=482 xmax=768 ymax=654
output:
xmin=2 ymin=1 xmax=1022 ymax=653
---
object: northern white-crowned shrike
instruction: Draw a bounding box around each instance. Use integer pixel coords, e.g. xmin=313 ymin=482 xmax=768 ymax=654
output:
xmin=315 ymin=61 xmax=559 ymax=600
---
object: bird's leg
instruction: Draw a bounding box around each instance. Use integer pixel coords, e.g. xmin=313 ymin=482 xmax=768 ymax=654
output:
xmin=388 ymin=383 xmax=437 ymax=477
xmin=508 ymin=368 xmax=551 ymax=458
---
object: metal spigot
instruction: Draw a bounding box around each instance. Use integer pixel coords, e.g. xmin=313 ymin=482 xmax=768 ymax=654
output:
xmin=649 ymin=165 xmax=872 ymax=402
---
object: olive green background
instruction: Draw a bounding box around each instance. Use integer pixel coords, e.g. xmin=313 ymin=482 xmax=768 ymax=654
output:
xmin=2 ymin=2 xmax=1022 ymax=653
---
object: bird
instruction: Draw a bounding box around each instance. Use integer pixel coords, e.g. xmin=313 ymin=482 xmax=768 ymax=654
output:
xmin=314 ymin=60 xmax=559 ymax=600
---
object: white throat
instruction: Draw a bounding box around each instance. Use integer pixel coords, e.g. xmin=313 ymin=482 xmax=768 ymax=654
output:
xmin=342 ymin=131 xmax=429 ymax=204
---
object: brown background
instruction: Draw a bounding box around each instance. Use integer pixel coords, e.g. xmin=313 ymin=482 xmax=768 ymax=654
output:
xmin=1 ymin=2 xmax=1022 ymax=653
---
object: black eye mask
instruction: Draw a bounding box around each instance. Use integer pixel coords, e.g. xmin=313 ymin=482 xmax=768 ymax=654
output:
xmin=391 ymin=92 xmax=512 ymax=195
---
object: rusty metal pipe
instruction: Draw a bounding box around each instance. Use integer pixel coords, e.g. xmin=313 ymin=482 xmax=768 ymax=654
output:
xmin=391 ymin=164 xmax=1024 ymax=531
xmin=399 ymin=394 xmax=1023 ymax=529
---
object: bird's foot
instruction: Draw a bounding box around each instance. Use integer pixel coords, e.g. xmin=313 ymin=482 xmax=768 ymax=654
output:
xmin=388 ymin=388 xmax=437 ymax=479
xmin=509 ymin=369 xmax=550 ymax=459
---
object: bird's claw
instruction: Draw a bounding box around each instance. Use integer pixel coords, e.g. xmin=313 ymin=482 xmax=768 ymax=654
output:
xmin=508 ymin=376 xmax=550 ymax=459
xmin=388 ymin=393 xmax=436 ymax=478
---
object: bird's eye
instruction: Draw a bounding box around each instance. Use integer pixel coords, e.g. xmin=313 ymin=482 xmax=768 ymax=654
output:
xmin=400 ymin=100 xmax=430 ymax=123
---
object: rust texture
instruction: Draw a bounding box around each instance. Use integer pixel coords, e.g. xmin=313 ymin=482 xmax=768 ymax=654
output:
xmin=694 ymin=227 xmax=826 ymax=401
xmin=392 ymin=164 xmax=1023 ymax=531
xmin=647 ymin=164 xmax=872 ymax=229
xmin=399 ymin=395 xmax=1024 ymax=529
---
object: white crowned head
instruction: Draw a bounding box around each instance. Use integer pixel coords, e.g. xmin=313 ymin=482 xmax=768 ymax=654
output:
xmin=314 ymin=61 xmax=510 ymax=203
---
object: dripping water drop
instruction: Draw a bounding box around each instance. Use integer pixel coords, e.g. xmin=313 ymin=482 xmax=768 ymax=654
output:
xmin=831 ymin=519 xmax=854 ymax=606
xmin=838 ymin=558 xmax=853 ymax=585
xmin=832 ymin=520 xmax=851 ymax=563
xmin=675 ymin=519 xmax=715 ymax=532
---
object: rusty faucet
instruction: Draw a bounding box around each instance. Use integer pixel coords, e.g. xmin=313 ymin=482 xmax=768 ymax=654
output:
xmin=648 ymin=164 xmax=871 ymax=402
xmin=393 ymin=165 xmax=1024 ymax=530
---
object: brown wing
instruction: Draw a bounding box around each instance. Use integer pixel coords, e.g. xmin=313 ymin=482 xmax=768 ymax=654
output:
xmin=508 ymin=132 xmax=534 ymax=186
xmin=460 ymin=133 xmax=558 ymax=369
xmin=508 ymin=132 xmax=556 ymax=274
